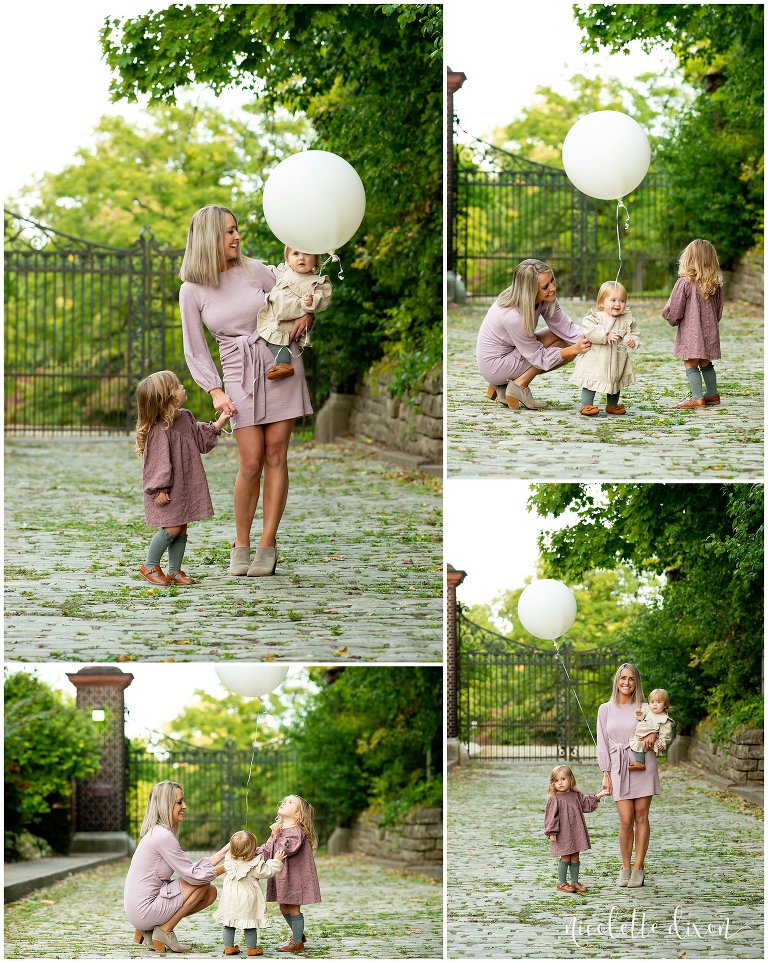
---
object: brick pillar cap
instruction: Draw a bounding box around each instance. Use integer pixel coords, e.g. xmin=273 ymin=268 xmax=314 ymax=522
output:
xmin=67 ymin=666 xmax=134 ymax=689
xmin=447 ymin=564 xmax=467 ymax=589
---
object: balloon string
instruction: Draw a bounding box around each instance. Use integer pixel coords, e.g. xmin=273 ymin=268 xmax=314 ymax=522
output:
xmin=552 ymin=638 xmax=598 ymax=750
xmin=614 ymin=198 xmax=630 ymax=285
xmin=244 ymin=741 xmax=256 ymax=830
xmin=320 ymin=252 xmax=344 ymax=281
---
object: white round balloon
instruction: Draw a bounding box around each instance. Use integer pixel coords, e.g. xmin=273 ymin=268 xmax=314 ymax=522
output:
xmin=562 ymin=111 xmax=651 ymax=200
xmin=262 ymin=150 xmax=366 ymax=253
xmin=517 ymin=580 xmax=577 ymax=641
xmin=215 ymin=664 xmax=289 ymax=698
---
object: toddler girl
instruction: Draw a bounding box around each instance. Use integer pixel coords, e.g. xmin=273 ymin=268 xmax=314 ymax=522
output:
xmin=662 ymin=238 xmax=724 ymax=408
xmin=629 ymin=689 xmax=674 ymax=771
xmin=544 ymin=765 xmax=610 ymax=893
xmin=257 ymin=248 xmax=332 ymax=380
xmin=214 ymin=830 xmax=286 ymax=957
xmin=570 ymin=280 xmax=640 ymax=416
xmin=135 ymin=370 xmax=230 ymax=586
xmin=258 ymin=794 xmax=321 ymax=953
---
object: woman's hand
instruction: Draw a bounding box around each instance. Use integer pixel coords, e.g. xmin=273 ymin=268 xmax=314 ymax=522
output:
xmin=561 ymin=336 xmax=591 ymax=360
xmin=209 ymin=387 xmax=237 ymax=417
xmin=154 ymin=492 xmax=170 ymax=506
xmin=601 ymin=772 xmax=613 ymax=794
xmin=642 ymin=733 xmax=658 ymax=752
xmin=289 ymin=313 xmax=313 ymax=342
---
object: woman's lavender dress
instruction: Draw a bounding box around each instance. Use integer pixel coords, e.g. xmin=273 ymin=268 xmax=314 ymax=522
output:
xmin=597 ymin=701 xmax=661 ymax=801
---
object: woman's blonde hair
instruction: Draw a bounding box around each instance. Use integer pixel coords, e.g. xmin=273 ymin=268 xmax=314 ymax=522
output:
xmin=596 ymin=280 xmax=628 ymax=311
xmin=547 ymin=765 xmax=577 ymax=796
xmin=180 ymin=205 xmax=247 ymax=287
xmin=648 ymin=688 xmax=670 ymax=710
xmin=140 ymin=781 xmax=184 ymax=838
xmin=277 ymin=795 xmax=318 ymax=850
xmin=229 ymin=830 xmax=258 ymax=861
xmin=135 ymin=370 xmax=180 ymax=455
xmin=678 ymin=239 xmax=723 ymax=299
xmin=496 ymin=259 xmax=557 ymax=336
xmin=284 ymin=246 xmax=320 ymax=272
xmin=610 ymin=662 xmax=645 ymax=706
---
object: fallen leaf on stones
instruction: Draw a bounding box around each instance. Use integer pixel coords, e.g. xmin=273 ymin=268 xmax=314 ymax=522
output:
xmin=402 ymin=558 xmax=414 ymax=565
xmin=334 ymin=646 xmax=349 ymax=656
xmin=264 ymin=655 xmax=275 ymax=661
xmin=324 ymin=554 xmax=347 ymax=561
xmin=117 ymin=655 xmax=133 ymax=662
xmin=164 ymin=658 xmax=175 ymax=663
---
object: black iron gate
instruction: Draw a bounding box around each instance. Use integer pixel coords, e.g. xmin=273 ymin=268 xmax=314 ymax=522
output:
xmin=452 ymin=139 xmax=677 ymax=299
xmin=127 ymin=741 xmax=328 ymax=848
xmin=4 ymin=210 xmax=316 ymax=434
xmin=457 ymin=612 xmax=622 ymax=761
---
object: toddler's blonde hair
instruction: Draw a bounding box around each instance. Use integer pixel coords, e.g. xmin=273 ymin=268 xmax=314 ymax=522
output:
xmin=678 ymin=239 xmax=723 ymax=299
xmin=648 ymin=688 xmax=670 ymax=711
xmin=547 ymin=765 xmax=578 ymax=796
xmin=135 ymin=370 xmax=181 ymax=456
xmin=596 ymin=280 xmax=628 ymax=311
xmin=229 ymin=830 xmax=258 ymax=861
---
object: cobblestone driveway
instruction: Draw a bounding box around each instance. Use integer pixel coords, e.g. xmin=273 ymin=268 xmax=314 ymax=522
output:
xmin=4 ymin=438 xmax=442 ymax=662
xmin=447 ymin=760 xmax=763 ymax=958
xmin=448 ymin=299 xmax=764 ymax=479
xmin=3 ymin=853 xmax=442 ymax=959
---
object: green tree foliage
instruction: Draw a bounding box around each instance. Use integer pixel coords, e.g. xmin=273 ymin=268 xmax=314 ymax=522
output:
xmin=4 ymin=672 xmax=102 ymax=856
xmin=287 ymin=667 xmax=442 ymax=828
xmin=100 ymin=3 xmax=443 ymax=391
xmin=574 ymin=4 xmax=764 ymax=267
xmin=530 ymin=484 xmax=764 ymax=733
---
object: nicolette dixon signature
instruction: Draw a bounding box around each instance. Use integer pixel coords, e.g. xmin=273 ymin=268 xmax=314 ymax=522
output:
xmin=563 ymin=905 xmax=735 ymax=946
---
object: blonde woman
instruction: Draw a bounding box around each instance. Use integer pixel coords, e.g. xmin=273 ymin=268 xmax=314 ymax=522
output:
xmin=124 ymin=781 xmax=230 ymax=953
xmin=662 ymin=239 xmax=724 ymax=409
xmin=596 ymin=663 xmax=660 ymax=889
xmin=476 ymin=259 xmax=591 ymax=410
xmin=180 ymin=206 xmax=314 ymax=577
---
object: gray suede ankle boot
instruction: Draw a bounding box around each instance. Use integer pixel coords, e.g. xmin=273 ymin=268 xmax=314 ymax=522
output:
xmin=230 ymin=545 xmax=251 ymax=575
xmin=247 ymin=546 xmax=277 ymax=576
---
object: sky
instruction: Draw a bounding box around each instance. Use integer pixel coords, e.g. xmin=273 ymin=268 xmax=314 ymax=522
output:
xmin=4 ymin=663 xmax=309 ymax=740
xmin=1 ymin=1 xmax=250 ymax=203
xmin=446 ymin=0 xmax=677 ymax=141
xmin=445 ymin=480 xmax=579 ymax=611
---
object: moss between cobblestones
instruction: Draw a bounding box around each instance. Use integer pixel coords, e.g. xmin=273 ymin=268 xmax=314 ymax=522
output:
xmin=448 ymin=299 xmax=763 ymax=480
xmin=4 ymin=439 xmax=442 ymax=661
xmin=3 ymin=853 xmax=442 ymax=959
xmin=448 ymin=760 xmax=763 ymax=959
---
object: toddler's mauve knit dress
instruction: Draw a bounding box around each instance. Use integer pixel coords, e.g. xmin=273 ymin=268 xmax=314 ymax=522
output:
xmin=260 ymin=827 xmax=321 ymax=905
xmin=597 ymin=701 xmax=661 ymax=801
xmin=544 ymin=790 xmax=602 ymax=856
xmin=180 ymin=258 xmax=313 ymax=430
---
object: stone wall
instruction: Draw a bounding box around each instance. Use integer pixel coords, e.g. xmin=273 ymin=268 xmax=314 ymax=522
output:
xmin=348 ymin=807 xmax=443 ymax=874
xmin=688 ymin=727 xmax=764 ymax=785
xmin=724 ymin=248 xmax=764 ymax=306
xmin=347 ymin=360 xmax=442 ymax=466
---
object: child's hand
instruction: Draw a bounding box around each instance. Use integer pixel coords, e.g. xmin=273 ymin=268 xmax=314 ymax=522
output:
xmin=270 ymin=820 xmax=282 ymax=838
xmin=625 ymin=337 xmax=638 ymax=348
xmin=596 ymin=787 xmax=611 ymax=799
xmin=154 ymin=491 xmax=170 ymax=506
xmin=274 ymin=849 xmax=287 ymax=861
xmin=549 ymin=834 xmax=557 ymax=842
xmin=635 ymin=708 xmax=644 ymax=719
xmin=606 ymin=331 xmax=620 ymax=343
xmin=215 ymin=412 xmax=231 ymax=431
xmin=303 ymin=292 xmax=313 ymax=306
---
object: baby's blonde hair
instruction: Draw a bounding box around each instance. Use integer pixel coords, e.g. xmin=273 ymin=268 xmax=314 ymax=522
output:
xmin=678 ymin=239 xmax=723 ymax=300
xmin=284 ymin=246 xmax=320 ymax=271
xmin=547 ymin=765 xmax=578 ymax=796
xmin=648 ymin=688 xmax=670 ymax=710
xmin=135 ymin=370 xmax=181 ymax=456
xmin=229 ymin=830 xmax=258 ymax=861
xmin=596 ymin=280 xmax=628 ymax=311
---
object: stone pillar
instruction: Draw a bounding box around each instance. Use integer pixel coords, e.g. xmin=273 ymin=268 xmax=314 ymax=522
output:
xmin=67 ymin=666 xmax=134 ymax=853
xmin=447 ymin=69 xmax=467 ymax=274
xmin=446 ymin=564 xmax=467 ymax=743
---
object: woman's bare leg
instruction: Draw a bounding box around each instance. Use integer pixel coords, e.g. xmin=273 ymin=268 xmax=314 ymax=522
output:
xmin=615 ymin=799 xmax=635 ymax=870
xmin=259 ymin=419 xmax=294 ymax=548
xmin=233 ymin=426 xmax=266 ymax=547
xmin=632 ymin=796 xmax=652 ymax=869
xmin=161 ymin=881 xmax=217 ymax=933
xmin=513 ymin=332 xmax=570 ymax=388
